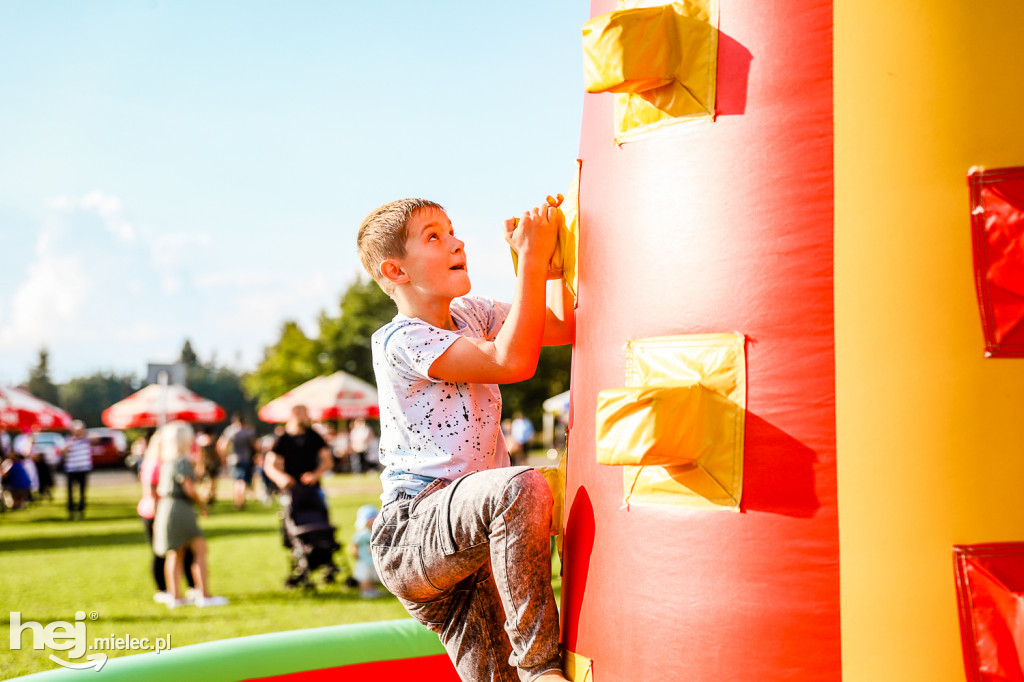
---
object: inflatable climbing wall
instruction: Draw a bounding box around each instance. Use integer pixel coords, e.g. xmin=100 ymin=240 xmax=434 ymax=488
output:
xmin=561 ymin=1 xmax=1024 ymax=681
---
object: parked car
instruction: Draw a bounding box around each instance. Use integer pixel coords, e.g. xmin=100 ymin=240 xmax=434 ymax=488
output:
xmin=29 ymin=432 xmax=66 ymax=469
xmin=85 ymin=428 xmax=128 ymax=468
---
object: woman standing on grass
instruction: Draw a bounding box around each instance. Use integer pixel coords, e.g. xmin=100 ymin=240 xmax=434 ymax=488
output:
xmin=137 ymin=429 xmax=195 ymax=604
xmin=152 ymin=420 xmax=228 ymax=609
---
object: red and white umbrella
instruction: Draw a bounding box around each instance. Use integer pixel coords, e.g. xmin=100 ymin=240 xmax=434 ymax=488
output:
xmin=0 ymin=385 xmax=73 ymax=432
xmin=258 ymin=371 xmax=379 ymax=423
xmin=101 ymin=383 xmax=226 ymax=429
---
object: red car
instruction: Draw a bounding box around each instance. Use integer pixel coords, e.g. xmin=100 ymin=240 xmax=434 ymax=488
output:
xmin=85 ymin=428 xmax=128 ymax=468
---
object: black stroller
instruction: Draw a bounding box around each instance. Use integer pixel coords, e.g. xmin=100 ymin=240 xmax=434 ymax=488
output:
xmin=280 ymin=484 xmax=341 ymax=589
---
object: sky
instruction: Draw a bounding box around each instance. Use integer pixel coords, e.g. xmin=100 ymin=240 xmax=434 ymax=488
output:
xmin=0 ymin=1 xmax=588 ymax=384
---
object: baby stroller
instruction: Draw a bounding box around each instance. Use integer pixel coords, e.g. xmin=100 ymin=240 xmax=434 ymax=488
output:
xmin=280 ymin=484 xmax=341 ymax=589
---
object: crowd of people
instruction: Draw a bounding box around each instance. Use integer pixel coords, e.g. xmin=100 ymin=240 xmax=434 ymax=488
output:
xmin=1 ymin=422 xmax=92 ymax=518
xmin=0 ymin=409 xmax=535 ymax=518
xmin=4 ymin=405 xmax=543 ymax=618
xmin=125 ymin=408 xmax=394 ymax=607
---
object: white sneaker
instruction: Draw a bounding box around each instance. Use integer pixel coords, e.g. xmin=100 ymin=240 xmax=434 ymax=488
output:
xmin=185 ymin=588 xmax=199 ymax=604
xmin=195 ymin=595 xmax=229 ymax=607
xmin=165 ymin=599 xmax=187 ymax=609
xmin=153 ymin=591 xmax=171 ymax=604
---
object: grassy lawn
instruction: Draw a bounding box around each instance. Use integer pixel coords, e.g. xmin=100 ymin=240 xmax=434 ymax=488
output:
xmin=1 ymin=468 xmax=562 ymax=679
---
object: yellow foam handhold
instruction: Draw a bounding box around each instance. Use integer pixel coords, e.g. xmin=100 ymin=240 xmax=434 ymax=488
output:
xmin=563 ymin=649 xmax=595 ymax=682
xmin=611 ymin=332 xmax=746 ymax=510
xmin=596 ymin=381 xmax=739 ymax=467
xmin=534 ymin=460 xmax=565 ymax=538
xmin=582 ymin=1 xmax=719 ymax=144
xmin=582 ymin=5 xmax=679 ymax=93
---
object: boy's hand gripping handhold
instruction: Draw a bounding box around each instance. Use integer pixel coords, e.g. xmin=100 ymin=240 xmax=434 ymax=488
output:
xmin=506 ymin=195 xmax=565 ymax=280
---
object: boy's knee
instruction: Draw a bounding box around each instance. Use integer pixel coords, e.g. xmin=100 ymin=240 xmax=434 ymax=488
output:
xmin=507 ymin=468 xmax=553 ymax=510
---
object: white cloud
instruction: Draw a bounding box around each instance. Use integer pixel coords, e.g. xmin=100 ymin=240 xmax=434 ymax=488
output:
xmin=51 ymin=190 xmax=135 ymax=241
xmin=149 ymin=232 xmax=212 ymax=294
xmin=1 ymin=191 xmax=351 ymax=381
xmin=114 ymin=321 xmax=163 ymax=343
xmin=160 ymin=274 xmax=182 ymax=295
xmin=229 ymin=271 xmax=334 ymax=332
xmin=0 ymin=192 xmax=174 ymax=367
xmin=193 ymin=270 xmax=274 ymax=290
xmin=0 ymin=239 xmax=89 ymax=349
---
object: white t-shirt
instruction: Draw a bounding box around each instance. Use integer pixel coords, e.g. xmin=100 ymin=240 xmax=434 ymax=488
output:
xmin=372 ymin=296 xmax=512 ymax=504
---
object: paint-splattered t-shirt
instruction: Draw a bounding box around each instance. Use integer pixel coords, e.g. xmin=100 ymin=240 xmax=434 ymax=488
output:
xmin=372 ymin=295 xmax=513 ymax=504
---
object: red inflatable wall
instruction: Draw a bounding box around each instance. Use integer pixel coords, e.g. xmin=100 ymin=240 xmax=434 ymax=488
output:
xmin=562 ymin=1 xmax=839 ymax=680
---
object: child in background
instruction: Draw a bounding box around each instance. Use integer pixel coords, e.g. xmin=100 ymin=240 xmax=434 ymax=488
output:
xmin=350 ymin=504 xmax=381 ymax=598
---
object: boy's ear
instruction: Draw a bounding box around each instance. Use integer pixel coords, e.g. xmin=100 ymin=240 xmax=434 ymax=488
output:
xmin=379 ymin=259 xmax=408 ymax=286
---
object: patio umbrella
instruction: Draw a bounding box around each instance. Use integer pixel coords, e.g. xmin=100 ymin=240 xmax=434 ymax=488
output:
xmin=542 ymin=389 xmax=572 ymax=450
xmin=542 ymin=390 xmax=571 ymax=417
xmin=258 ymin=371 xmax=379 ymax=423
xmin=0 ymin=385 xmax=73 ymax=432
xmin=101 ymin=383 xmax=226 ymax=429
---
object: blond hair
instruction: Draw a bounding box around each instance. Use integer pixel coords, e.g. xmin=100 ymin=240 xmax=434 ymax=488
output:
xmin=357 ymin=198 xmax=443 ymax=296
xmin=158 ymin=421 xmax=195 ymax=462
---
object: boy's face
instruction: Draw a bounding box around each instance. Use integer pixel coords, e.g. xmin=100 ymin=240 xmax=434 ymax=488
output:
xmin=392 ymin=207 xmax=471 ymax=298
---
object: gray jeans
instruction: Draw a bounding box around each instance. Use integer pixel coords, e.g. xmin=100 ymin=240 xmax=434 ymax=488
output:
xmin=371 ymin=466 xmax=561 ymax=682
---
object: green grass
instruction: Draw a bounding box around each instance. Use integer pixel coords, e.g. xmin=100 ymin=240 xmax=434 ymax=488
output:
xmin=0 ymin=468 xmax=562 ymax=679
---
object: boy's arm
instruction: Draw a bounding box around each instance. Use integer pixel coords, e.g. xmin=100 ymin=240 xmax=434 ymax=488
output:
xmin=542 ymin=276 xmax=575 ymax=346
xmin=429 ymin=204 xmax=558 ymax=384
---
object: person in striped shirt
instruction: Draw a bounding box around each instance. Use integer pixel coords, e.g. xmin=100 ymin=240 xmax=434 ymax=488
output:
xmin=61 ymin=421 xmax=93 ymax=520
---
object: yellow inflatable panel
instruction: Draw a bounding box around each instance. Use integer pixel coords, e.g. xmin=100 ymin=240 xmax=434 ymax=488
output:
xmin=614 ymin=333 xmax=745 ymax=510
xmin=582 ymin=4 xmax=679 ymax=93
xmin=534 ymin=457 xmax=566 ymax=539
xmin=563 ymin=649 xmax=595 ymax=682
xmin=582 ymin=1 xmax=719 ymax=144
xmin=596 ymin=382 xmax=740 ymax=467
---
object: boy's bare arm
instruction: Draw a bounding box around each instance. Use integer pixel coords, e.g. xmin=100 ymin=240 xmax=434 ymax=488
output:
xmin=542 ymin=276 xmax=575 ymax=346
xmin=429 ymin=204 xmax=558 ymax=384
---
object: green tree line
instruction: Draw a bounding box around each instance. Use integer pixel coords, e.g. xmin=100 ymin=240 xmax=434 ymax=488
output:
xmin=22 ymin=344 xmax=257 ymax=432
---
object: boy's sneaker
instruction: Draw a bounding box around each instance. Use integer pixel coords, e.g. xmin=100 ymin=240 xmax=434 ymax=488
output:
xmin=165 ymin=599 xmax=188 ymax=609
xmin=185 ymin=588 xmax=200 ymax=604
xmin=195 ymin=595 xmax=229 ymax=607
xmin=153 ymin=591 xmax=171 ymax=604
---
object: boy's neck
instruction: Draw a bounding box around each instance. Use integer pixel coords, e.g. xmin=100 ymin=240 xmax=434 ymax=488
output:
xmin=394 ymin=289 xmax=458 ymax=330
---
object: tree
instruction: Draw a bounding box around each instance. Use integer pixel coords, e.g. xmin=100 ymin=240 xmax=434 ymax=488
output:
xmin=60 ymin=372 xmax=139 ymax=428
xmin=318 ymin=277 xmax=397 ymax=384
xmin=188 ymin=364 xmax=257 ymax=430
xmin=178 ymin=340 xmax=257 ymax=430
xmin=26 ymin=347 xmax=60 ymax=406
xmin=179 ymin=340 xmax=199 ymax=368
xmin=244 ymin=321 xmax=322 ymax=409
xmin=500 ymin=344 xmax=572 ymax=426
xmin=245 ymin=277 xmax=396 ymax=410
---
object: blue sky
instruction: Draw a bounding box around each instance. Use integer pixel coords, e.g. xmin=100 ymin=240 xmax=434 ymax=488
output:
xmin=0 ymin=1 xmax=587 ymax=384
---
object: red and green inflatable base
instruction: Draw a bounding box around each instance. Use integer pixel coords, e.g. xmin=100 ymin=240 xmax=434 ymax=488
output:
xmin=16 ymin=619 xmax=459 ymax=681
